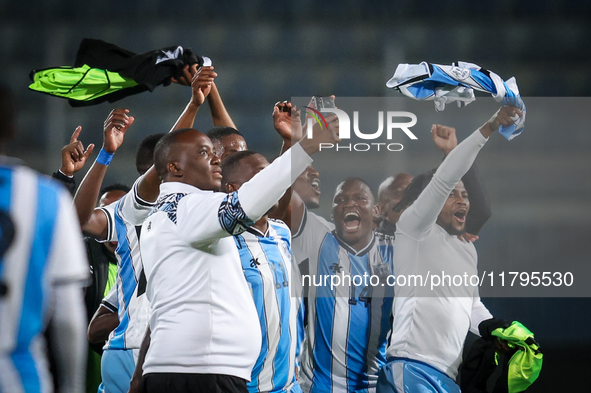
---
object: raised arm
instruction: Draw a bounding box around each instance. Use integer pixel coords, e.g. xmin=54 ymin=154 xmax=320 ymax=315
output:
xmin=400 ymin=106 xmax=520 ymax=238
xmin=268 ymin=101 xmax=303 ymax=224
xmin=51 ymin=126 xmax=95 ymax=196
xmin=135 ymin=67 xmax=219 ymax=204
xmin=208 ymin=81 xmax=237 ymax=129
xmin=177 ymin=117 xmax=340 ymax=246
xmin=169 ymin=66 xmax=217 ymax=132
xmin=431 ymin=125 xmax=492 ymax=239
xmin=74 ymin=109 xmax=134 ymax=239
xmin=272 ymin=100 xmax=302 ymax=154
xmin=462 ymin=164 xmax=491 ymax=237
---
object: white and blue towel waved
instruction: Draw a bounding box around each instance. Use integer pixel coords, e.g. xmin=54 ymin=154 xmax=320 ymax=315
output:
xmin=386 ymin=61 xmax=526 ymax=140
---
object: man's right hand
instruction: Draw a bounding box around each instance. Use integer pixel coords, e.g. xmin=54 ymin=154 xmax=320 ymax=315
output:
xmin=103 ymin=108 xmax=134 ymax=154
xmin=299 ymin=113 xmax=341 ymax=155
xmin=59 ymin=126 xmax=94 ymax=177
xmin=190 ymin=66 xmax=217 ymax=107
xmin=431 ymin=124 xmax=458 ymax=156
xmin=480 ymin=105 xmax=522 ymax=138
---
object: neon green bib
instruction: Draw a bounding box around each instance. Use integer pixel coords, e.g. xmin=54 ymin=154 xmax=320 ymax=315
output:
xmin=29 ymin=64 xmax=137 ymax=102
xmin=492 ymin=321 xmax=543 ymax=393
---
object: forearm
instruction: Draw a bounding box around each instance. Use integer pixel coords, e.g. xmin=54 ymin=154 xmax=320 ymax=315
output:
xmin=136 ymin=167 xmax=161 ymax=203
xmin=169 ymin=102 xmax=199 ymax=132
xmin=129 ymin=326 xmax=151 ymax=392
xmin=435 ymin=129 xmax=488 ymax=189
xmin=50 ymin=284 xmax=87 ymax=393
xmin=403 ymin=130 xmax=488 ymax=236
xmin=74 ymin=161 xmax=108 ymax=226
xmin=238 ymin=143 xmax=312 ymax=222
xmin=136 ymin=326 xmax=150 ymax=375
xmin=462 ymin=164 xmax=492 ymax=235
xmin=207 ymin=83 xmax=236 ymax=128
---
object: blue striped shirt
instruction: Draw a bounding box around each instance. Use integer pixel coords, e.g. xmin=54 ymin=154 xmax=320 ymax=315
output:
xmin=98 ymin=177 xmax=153 ymax=351
xmin=293 ymin=209 xmax=394 ymax=393
xmin=0 ymin=164 xmax=88 ymax=393
xmin=234 ymin=219 xmax=300 ymax=393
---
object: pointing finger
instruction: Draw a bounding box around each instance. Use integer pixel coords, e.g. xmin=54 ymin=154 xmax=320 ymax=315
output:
xmin=70 ymin=126 xmax=82 ymax=143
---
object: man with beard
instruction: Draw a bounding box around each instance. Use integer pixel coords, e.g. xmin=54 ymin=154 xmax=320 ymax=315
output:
xmin=377 ymin=106 xmax=522 ymax=393
xmin=375 ymin=132 xmax=491 ymax=239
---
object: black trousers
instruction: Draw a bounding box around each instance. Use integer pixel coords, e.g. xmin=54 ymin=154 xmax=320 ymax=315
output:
xmin=142 ymin=373 xmax=248 ymax=393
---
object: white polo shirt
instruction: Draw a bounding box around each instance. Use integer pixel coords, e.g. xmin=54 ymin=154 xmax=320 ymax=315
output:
xmin=140 ymin=144 xmax=312 ymax=380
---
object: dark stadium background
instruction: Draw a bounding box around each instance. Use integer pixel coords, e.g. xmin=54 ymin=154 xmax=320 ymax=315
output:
xmin=1 ymin=1 xmax=589 ymax=390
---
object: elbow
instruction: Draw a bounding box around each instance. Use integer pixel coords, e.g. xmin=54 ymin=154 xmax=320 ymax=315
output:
xmin=87 ymin=321 xmax=106 ymax=344
xmin=87 ymin=308 xmax=118 ymax=344
xmin=87 ymin=326 xmax=100 ymax=344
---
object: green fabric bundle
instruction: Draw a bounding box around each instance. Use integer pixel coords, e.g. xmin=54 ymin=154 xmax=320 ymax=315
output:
xmin=492 ymin=321 xmax=543 ymax=393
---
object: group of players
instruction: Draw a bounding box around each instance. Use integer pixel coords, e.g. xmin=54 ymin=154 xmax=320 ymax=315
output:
xmin=0 ymin=62 xmax=528 ymax=393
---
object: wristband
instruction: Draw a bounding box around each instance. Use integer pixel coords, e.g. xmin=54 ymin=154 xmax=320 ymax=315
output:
xmin=96 ymin=148 xmax=115 ymax=166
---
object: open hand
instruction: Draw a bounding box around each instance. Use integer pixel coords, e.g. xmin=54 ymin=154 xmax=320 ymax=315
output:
xmin=273 ymin=101 xmax=303 ymax=142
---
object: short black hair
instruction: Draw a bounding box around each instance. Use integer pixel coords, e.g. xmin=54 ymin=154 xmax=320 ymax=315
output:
xmin=221 ymin=150 xmax=261 ymax=189
xmin=393 ymin=169 xmax=436 ymax=213
xmin=153 ymin=128 xmax=196 ymax=179
xmin=135 ymin=133 xmax=165 ymax=175
xmin=100 ymin=183 xmax=131 ymax=196
xmin=334 ymin=177 xmax=375 ymax=201
xmin=206 ymin=126 xmax=243 ymax=143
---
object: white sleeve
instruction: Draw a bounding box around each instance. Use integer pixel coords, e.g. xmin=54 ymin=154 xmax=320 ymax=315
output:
xmin=398 ymin=129 xmax=488 ymax=239
xmin=101 ymin=284 xmax=118 ymax=312
xmin=470 ymin=297 xmax=493 ymax=336
xmin=50 ymin=284 xmax=87 ymax=393
xmin=237 ymin=143 xmax=313 ymax=221
xmin=96 ymin=203 xmax=116 ymax=243
xmin=46 ymin=188 xmax=88 ymax=393
xmin=46 ymin=188 xmax=90 ymax=285
xmin=177 ymin=143 xmax=313 ymax=247
xmin=95 ymin=176 xmax=155 ymax=243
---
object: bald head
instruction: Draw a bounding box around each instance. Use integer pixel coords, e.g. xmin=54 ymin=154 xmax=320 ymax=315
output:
xmin=154 ymin=128 xmax=222 ymax=190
